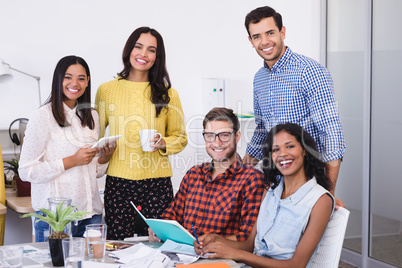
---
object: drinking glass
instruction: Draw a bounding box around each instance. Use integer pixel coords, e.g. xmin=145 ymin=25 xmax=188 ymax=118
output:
xmin=85 ymin=224 xmax=107 ymax=262
xmin=62 ymin=237 xmax=85 ymax=268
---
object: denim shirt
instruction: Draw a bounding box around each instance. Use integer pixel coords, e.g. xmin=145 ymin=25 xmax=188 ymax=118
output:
xmin=249 ymin=177 xmax=334 ymax=267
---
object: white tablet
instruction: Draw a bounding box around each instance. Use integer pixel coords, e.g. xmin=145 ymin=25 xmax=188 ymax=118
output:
xmin=90 ymin=135 xmax=122 ymax=149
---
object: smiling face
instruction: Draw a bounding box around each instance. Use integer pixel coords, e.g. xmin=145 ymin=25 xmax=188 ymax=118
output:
xmin=129 ymin=32 xmax=157 ymax=76
xmin=272 ymin=130 xmax=306 ymax=179
xmin=248 ymin=17 xmax=286 ymax=68
xmin=204 ymin=120 xmax=240 ymax=165
xmin=62 ymin=64 xmax=89 ymax=109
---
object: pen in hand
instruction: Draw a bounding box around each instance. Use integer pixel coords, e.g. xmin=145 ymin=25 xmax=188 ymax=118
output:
xmin=192 ymin=224 xmax=200 ymax=244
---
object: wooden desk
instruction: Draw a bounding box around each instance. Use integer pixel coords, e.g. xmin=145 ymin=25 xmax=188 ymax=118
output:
xmin=4 ymin=190 xmax=35 ymax=243
xmin=0 ymin=203 xmax=6 ymax=214
xmin=5 ymin=190 xmax=34 ymax=214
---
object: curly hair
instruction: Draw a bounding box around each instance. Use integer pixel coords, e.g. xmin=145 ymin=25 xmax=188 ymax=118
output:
xmin=261 ymin=123 xmax=332 ymax=191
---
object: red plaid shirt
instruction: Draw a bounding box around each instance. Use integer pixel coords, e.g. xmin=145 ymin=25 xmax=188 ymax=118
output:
xmin=162 ymin=154 xmax=264 ymax=241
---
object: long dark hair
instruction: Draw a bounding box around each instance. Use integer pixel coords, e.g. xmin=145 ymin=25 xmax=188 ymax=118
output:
xmin=262 ymin=123 xmax=332 ymax=191
xmin=45 ymin=55 xmax=94 ymax=129
xmin=119 ymin=27 xmax=171 ymax=117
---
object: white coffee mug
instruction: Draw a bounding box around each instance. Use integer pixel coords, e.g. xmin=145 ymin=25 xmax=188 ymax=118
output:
xmin=139 ymin=129 xmax=162 ymax=152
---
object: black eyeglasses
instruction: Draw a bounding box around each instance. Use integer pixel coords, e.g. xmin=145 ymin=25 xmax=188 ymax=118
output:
xmin=202 ymin=131 xmax=235 ymax=143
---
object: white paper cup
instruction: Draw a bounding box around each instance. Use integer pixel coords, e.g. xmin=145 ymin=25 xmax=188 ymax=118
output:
xmin=139 ymin=129 xmax=162 ymax=152
xmin=83 ymin=229 xmax=102 ymax=256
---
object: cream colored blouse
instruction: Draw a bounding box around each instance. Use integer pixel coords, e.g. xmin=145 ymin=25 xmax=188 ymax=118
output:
xmin=19 ymin=103 xmax=108 ymax=218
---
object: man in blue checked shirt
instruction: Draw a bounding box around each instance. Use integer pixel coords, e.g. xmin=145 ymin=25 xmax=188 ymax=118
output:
xmin=242 ymin=6 xmax=346 ymax=208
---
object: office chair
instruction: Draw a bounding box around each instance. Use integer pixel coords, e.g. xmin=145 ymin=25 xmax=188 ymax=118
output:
xmin=0 ymin=144 xmax=6 ymax=246
xmin=310 ymin=207 xmax=350 ymax=268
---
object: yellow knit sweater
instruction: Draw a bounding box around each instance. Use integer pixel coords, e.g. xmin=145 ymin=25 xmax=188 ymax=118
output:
xmin=95 ymin=78 xmax=188 ymax=180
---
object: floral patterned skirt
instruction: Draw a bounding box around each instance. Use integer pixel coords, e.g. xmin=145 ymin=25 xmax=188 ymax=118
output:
xmin=104 ymin=175 xmax=173 ymax=240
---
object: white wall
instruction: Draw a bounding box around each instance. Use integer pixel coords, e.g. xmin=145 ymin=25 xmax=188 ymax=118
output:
xmin=0 ymin=0 xmax=322 ymax=190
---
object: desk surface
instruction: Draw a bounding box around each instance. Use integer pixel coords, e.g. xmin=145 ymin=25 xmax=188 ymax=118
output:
xmin=1 ymin=241 xmax=241 ymax=267
xmin=0 ymin=202 xmax=6 ymax=214
xmin=5 ymin=190 xmax=34 ymax=214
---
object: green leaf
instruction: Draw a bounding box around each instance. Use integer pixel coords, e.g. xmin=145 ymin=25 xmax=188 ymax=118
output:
xmin=20 ymin=202 xmax=90 ymax=232
xmin=59 ymin=205 xmax=77 ymax=221
xmin=38 ymin=208 xmax=56 ymax=221
xmin=58 ymin=213 xmax=88 ymax=226
xmin=21 ymin=213 xmax=44 ymax=219
xmin=3 ymin=155 xmax=20 ymax=175
xmin=55 ymin=202 xmax=64 ymax=221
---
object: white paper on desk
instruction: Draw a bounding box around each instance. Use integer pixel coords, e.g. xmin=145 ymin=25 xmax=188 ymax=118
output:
xmin=159 ymin=239 xmax=198 ymax=256
xmin=115 ymin=255 xmax=168 ymax=268
xmin=83 ymin=261 xmax=120 ymax=268
xmin=22 ymin=257 xmax=44 ymax=268
xmin=163 ymin=252 xmax=199 ymax=265
xmin=23 ymin=245 xmax=51 ymax=264
xmin=158 ymin=239 xmax=200 ymax=264
xmin=109 ymin=243 xmax=170 ymax=267
xmin=159 ymin=239 xmax=215 ymax=260
xmin=109 ymin=242 xmax=152 ymax=259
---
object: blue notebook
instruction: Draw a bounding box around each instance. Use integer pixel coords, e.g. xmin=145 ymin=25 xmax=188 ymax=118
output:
xmin=130 ymin=201 xmax=196 ymax=245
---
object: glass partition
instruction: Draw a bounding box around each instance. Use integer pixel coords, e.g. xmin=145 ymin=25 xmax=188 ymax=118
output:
xmin=327 ymin=0 xmax=367 ymax=255
xmin=370 ymin=0 xmax=402 ymax=266
xmin=328 ymin=0 xmax=402 ymax=267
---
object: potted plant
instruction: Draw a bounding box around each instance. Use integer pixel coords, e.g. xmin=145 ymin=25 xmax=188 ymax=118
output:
xmin=3 ymin=155 xmax=31 ymax=196
xmin=21 ymin=202 xmax=89 ymax=266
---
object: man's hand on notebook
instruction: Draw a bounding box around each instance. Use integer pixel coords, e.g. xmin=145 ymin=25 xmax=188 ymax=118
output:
xmin=148 ymin=227 xmax=162 ymax=243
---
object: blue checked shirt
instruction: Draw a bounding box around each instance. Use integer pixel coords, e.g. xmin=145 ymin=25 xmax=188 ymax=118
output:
xmin=246 ymin=47 xmax=345 ymax=162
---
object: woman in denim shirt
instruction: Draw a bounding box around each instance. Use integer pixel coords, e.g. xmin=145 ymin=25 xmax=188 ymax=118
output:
xmin=195 ymin=123 xmax=334 ymax=268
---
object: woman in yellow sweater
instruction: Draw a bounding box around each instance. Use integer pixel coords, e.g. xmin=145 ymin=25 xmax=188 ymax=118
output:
xmin=95 ymin=27 xmax=188 ymax=240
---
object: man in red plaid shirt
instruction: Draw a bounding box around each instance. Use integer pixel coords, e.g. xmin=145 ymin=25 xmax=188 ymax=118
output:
xmin=149 ymin=107 xmax=264 ymax=242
